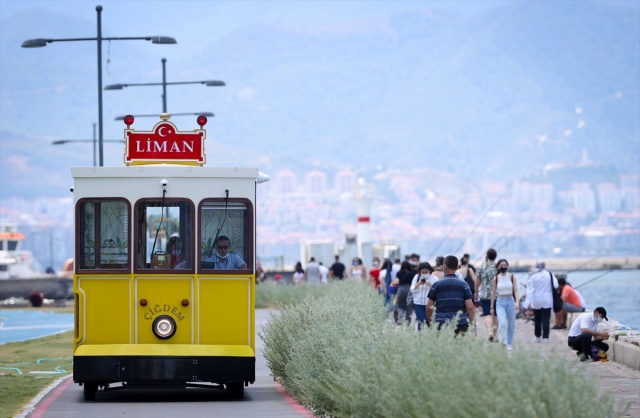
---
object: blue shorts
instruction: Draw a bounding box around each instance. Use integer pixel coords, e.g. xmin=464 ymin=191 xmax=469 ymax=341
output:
xmin=480 ymin=299 xmax=496 ymax=317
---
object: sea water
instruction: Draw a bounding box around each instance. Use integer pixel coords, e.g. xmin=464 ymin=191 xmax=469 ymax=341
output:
xmin=0 ymin=310 xmax=73 ymax=345
xmin=513 ymin=269 xmax=640 ymax=330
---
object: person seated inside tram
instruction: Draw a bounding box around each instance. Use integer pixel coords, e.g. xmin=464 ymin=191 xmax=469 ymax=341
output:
xmin=202 ymin=235 xmax=247 ymax=269
xmin=167 ymin=236 xmax=185 ymax=268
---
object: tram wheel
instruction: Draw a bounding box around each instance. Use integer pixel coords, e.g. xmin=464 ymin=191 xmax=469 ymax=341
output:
xmin=83 ymin=383 xmax=97 ymax=401
xmin=226 ymin=381 xmax=244 ymax=399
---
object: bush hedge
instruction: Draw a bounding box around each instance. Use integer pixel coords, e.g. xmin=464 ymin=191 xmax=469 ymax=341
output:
xmin=260 ymin=281 xmax=619 ymax=418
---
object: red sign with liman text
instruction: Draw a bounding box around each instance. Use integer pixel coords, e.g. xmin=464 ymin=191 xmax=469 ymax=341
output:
xmin=124 ymin=118 xmax=206 ymax=166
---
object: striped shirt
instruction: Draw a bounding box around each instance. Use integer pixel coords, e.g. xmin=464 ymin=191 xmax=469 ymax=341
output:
xmin=428 ymin=274 xmax=473 ymax=326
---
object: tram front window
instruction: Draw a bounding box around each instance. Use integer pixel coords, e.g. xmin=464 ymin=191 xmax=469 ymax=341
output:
xmin=78 ymin=199 xmax=130 ymax=270
xmin=135 ymin=199 xmax=194 ymax=271
xmin=200 ymin=200 xmax=252 ymax=271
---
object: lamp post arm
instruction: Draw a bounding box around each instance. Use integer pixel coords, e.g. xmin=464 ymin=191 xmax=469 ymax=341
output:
xmin=106 ymin=81 xmax=225 ymax=89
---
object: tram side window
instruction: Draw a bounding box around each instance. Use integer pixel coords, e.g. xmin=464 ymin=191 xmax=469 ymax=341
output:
xmin=78 ymin=200 xmax=129 ymax=270
xmin=136 ymin=200 xmax=194 ymax=270
xmin=200 ymin=200 xmax=252 ymax=271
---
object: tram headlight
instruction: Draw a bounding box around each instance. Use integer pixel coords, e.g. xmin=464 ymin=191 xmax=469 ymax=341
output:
xmin=152 ymin=315 xmax=177 ymax=340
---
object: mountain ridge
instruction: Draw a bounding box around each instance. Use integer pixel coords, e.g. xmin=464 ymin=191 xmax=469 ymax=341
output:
xmin=1 ymin=1 xmax=638 ymax=200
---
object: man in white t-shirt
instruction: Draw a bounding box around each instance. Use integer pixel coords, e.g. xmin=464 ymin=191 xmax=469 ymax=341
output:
xmin=567 ymin=306 xmax=610 ymax=362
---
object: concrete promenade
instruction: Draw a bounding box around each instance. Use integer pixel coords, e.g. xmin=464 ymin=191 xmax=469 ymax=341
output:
xmin=485 ymin=314 xmax=640 ymax=417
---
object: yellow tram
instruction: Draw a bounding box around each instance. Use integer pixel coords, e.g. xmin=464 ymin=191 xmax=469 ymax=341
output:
xmin=71 ymin=114 xmax=268 ymax=400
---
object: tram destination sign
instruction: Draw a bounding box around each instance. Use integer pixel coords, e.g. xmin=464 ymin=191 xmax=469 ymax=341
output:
xmin=123 ymin=115 xmax=206 ymax=166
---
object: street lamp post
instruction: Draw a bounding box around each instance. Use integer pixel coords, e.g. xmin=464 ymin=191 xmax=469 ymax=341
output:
xmin=105 ymin=57 xmax=225 ymax=113
xmin=53 ymin=122 xmax=126 ymax=166
xmin=22 ymin=5 xmax=176 ymax=167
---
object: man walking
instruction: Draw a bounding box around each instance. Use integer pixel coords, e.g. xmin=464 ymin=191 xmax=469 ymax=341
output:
xmin=476 ymin=249 xmax=499 ymax=341
xmin=426 ymin=255 xmax=475 ymax=334
xmin=524 ymin=259 xmax=559 ymax=343
xmin=329 ymin=255 xmax=346 ymax=280
xmin=305 ymin=257 xmax=321 ymax=284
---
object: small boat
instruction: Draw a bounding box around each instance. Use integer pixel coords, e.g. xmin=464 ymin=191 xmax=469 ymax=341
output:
xmin=0 ymin=224 xmax=72 ymax=300
xmin=0 ymin=224 xmax=45 ymax=279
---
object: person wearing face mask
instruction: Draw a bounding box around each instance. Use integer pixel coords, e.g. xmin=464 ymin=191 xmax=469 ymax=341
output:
xmin=349 ymin=257 xmax=366 ymax=282
xmin=567 ymin=307 xmax=610 ymax=362
xmin=410 ymin=262 xmax=438 ymax=330
xmin=490 ymin=259 xmax=519 ymax=351
xmin=369 ymin=257 xmax=382 ymax=291
xmin=202 ymin=235 xmax=247 ymax=269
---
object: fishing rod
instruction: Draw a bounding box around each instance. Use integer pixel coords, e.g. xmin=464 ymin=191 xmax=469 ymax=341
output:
xmin=574 ymin=269 xmax=615 ymax=290
xmin=564 ymin=255 xmax=611 ymax=274
xmin=452 ymin=198 xmax=501 ymax=255
xmin=490 ymin=215 xmax=540 ymax=254
xmin=428 ymin=215 xmax=466 ymax=260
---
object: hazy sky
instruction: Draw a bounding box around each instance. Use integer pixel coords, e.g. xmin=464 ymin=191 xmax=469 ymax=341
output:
xmin=1 ymin=0 xmax=511 ymax=61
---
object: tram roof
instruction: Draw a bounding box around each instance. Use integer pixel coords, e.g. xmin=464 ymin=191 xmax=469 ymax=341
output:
xmin=72 ymin=165 xmax=260 ymax=179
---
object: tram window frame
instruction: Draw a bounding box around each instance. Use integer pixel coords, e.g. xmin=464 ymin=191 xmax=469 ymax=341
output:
xmin=76 ymin=198 xmax=130 ymax=272
xmin=134 ymin=198 xmax=195 ymax=273
xmin=199 ymin=199 xmax=253 ymax=273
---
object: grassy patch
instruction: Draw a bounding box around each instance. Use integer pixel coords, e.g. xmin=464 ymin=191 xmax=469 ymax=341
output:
xmin=261 ymin=281 xmax=621 ymax=418
xmin=256 ymin=280 xmax=332 ymax=308
xmin=0 ymin=329 xmax=73 ymax=418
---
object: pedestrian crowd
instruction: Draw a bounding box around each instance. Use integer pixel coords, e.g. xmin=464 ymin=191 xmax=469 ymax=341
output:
xmin=273 ymin=247 xmax=607 ymax=361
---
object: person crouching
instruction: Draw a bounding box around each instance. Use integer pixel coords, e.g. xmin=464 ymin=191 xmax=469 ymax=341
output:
xmin=567 ymin=307 xmax=610 ymax=362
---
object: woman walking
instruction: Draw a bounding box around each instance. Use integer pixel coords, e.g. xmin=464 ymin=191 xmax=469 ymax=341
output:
xmin=395 ymin=261 xmax=415 ymax=324
xmin=292 ymin=262 xmax=305 ymax=285
xmin=490 ymin=259 xmax=519 ymax=351
xmin=349 ymin=257 xmax=367 ymax=282
xmin=410 ymin=262 xmax=438 ymax=330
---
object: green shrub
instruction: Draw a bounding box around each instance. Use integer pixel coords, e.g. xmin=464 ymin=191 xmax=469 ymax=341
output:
xmin=256 ymin=280 xmax=333 ymax=308
xmin=261 ymin=281 xmax=620 ymax=418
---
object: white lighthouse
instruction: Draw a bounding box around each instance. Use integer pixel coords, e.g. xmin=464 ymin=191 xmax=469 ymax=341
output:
xmin=353 ymin=177 xmax=375 ymax=260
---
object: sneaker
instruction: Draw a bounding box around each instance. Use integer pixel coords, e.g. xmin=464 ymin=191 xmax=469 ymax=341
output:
xmin=533 ymin=337 xmax=542 ymax=343
xmin=507 ymin=344 xmax=513 ymax=351
xmin=578 ymin=352 xmax=589 ymax=362
xmin=542 ymin=338 xmax=550 ymax=344
xmin=552 ymin=325 xmax=563 ymax=330
xmin=489 ymin=336 xmax=494 ymax=342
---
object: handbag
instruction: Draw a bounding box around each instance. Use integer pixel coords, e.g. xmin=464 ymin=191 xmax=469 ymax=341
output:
xmin=406 ymin=289 xmax=414 ymax=307
xmin=550 ymin=272 xmax=563 ymax=313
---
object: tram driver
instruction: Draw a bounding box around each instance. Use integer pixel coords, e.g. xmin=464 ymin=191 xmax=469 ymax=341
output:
xmin=202 ymin=236 xmax=247 ymax=269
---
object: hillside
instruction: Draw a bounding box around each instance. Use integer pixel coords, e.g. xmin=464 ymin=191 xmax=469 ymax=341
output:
xmin=0 ymin=0 xmax=638 ymax=199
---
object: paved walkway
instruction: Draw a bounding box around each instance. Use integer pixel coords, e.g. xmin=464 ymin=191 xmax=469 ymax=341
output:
xmin=478 ymin=316 xmax=640 ymax=417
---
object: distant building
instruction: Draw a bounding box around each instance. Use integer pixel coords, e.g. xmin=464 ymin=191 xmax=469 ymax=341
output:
xmin=596 ymin=183 xmax=622 ymax=213
xmin=335 ymin=169 xmax=356 ymax=194
xmin=305 ymin=170 xmax=327 ymax=194
xmin=568 ymin=182 xmax=596 ymax=214
xmin=275 ymin=170 xmax=297 ymax=194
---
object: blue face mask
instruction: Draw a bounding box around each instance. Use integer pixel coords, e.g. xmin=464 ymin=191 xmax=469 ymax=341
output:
xmin=595 ymin=316 xmax=603 ymax=324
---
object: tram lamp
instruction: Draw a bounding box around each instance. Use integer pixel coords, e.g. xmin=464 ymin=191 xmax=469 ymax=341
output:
xmin=152 ymin=315 xmax=176 ymax=340
xmin=21 ymin=5 xmax=177 ymax=167
xmin=123 ymin=115 xmax=135 ymax=127
xmin=115 ymin=112 xmax=214 ymax=121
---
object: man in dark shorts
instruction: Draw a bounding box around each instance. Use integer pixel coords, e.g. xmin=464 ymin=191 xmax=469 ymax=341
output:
xmin=329 ymin=255 xmax=346 ymax=280
xmin=476 ymin=248 xmax=498 ymax=341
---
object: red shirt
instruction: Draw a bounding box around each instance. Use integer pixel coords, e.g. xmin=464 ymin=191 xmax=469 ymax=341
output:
xmin=369 ymin=268 xmax=381 ymax=289
xmin=561 ymin=285 xmax=582 ymax=307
